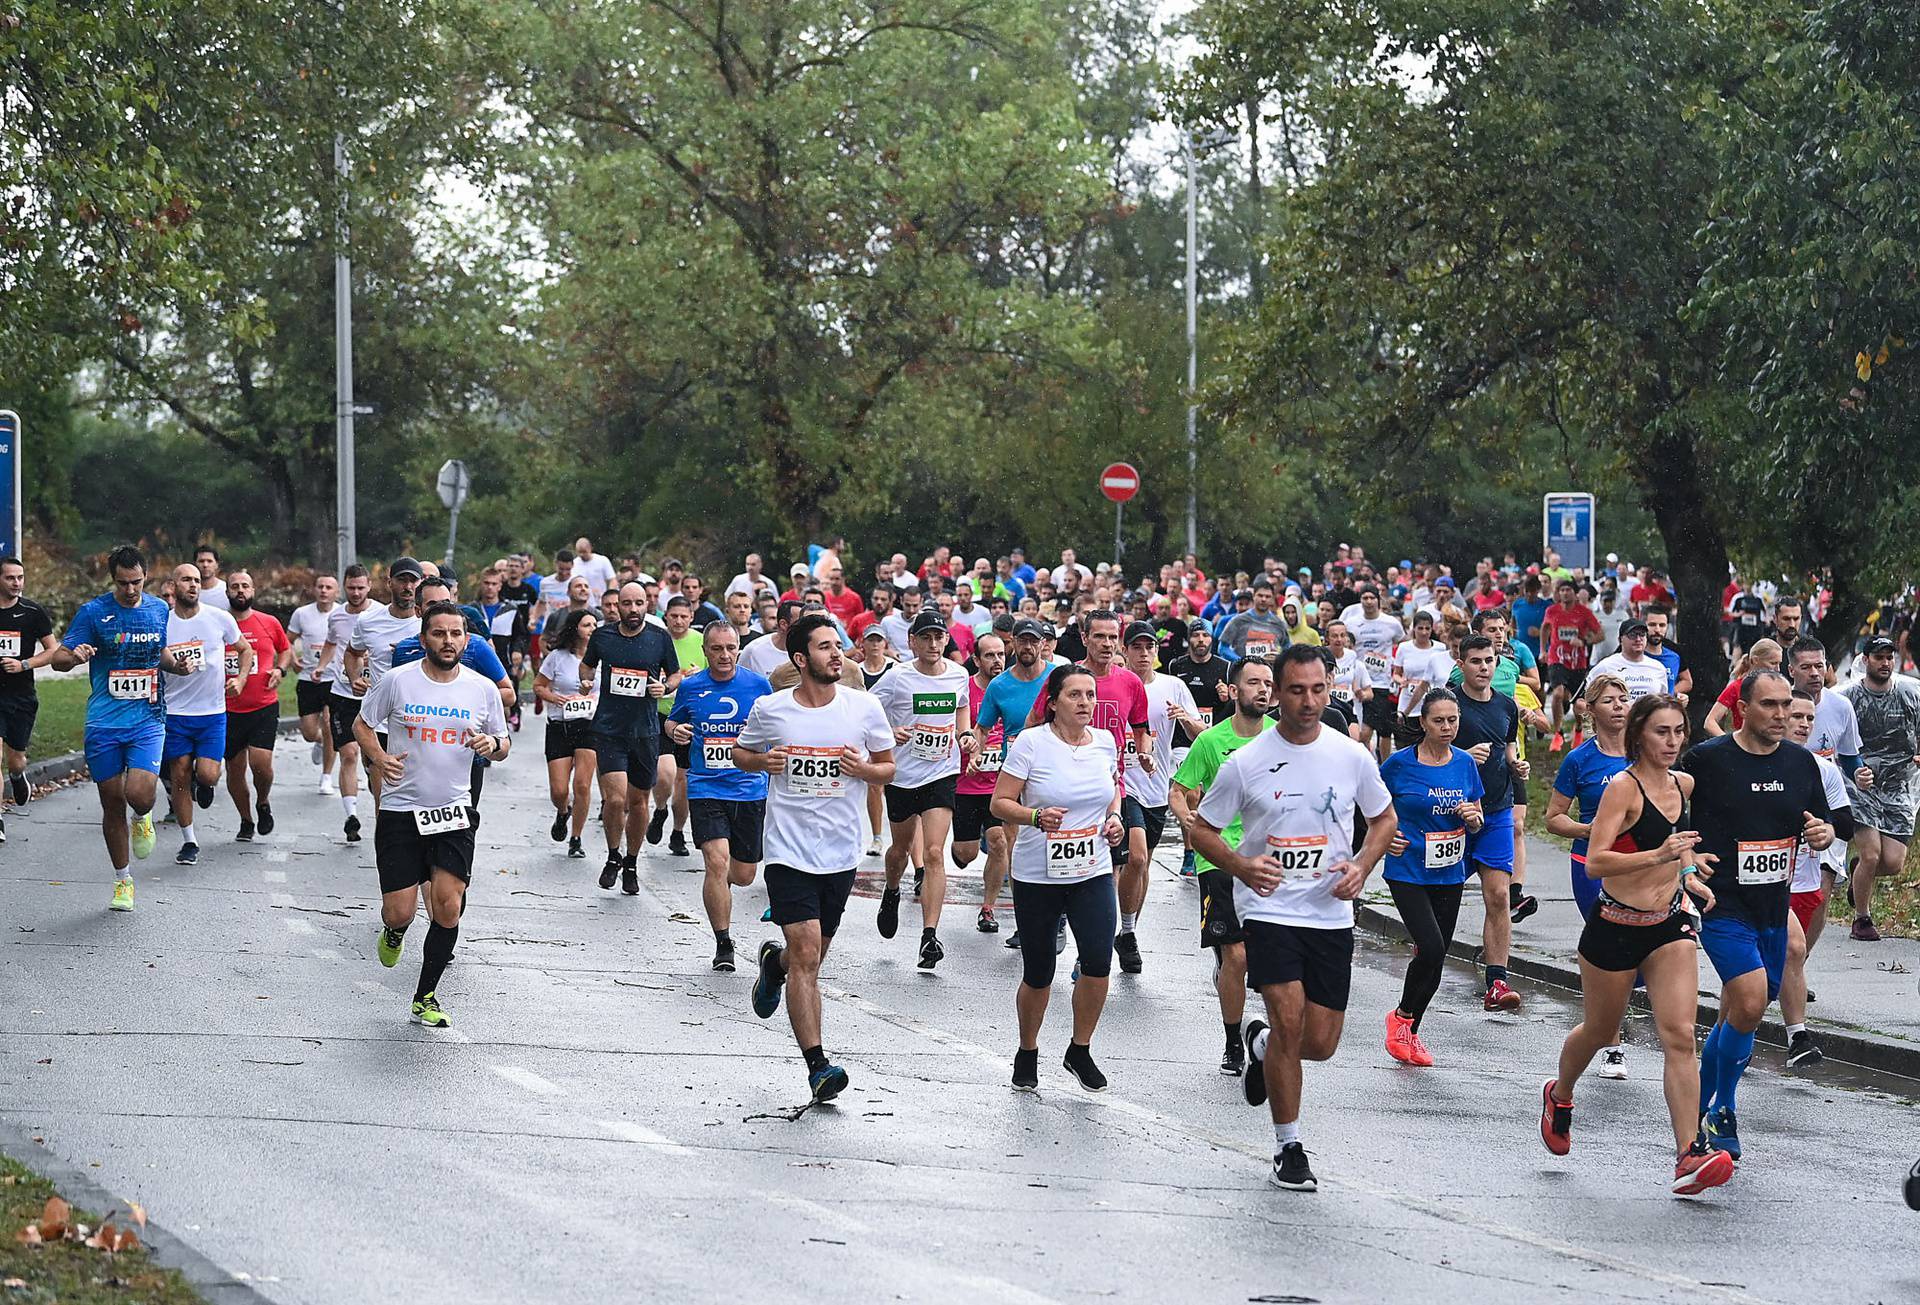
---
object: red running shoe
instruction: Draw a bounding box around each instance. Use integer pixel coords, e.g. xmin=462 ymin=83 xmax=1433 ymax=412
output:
xmin=1484 ymin=978 xmax=1522 ymax=1012
xmin=1672 ymin=1141 xmax=1735 ymax=1196
xmin=1540 ymin=1079 xmax=1572 ymax=1155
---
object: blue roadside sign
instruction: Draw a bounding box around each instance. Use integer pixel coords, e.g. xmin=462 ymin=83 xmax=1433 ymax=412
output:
xmin=1543 ymin=492 xmax=1594 ymax=572
xmin=0 ymin=410 xmax=19 ymax=558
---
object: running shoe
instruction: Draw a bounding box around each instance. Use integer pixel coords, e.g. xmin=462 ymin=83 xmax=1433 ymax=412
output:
xmin=918 ymin=934 xmax=944 ymax=971
xmin=1012 ymin=1048 xmax=1039 ymax=1092
xmin=1549 ymin=731 xmax=1564 ymax=752
xmin=377 ymin=925 xmax=405 ymax=967
xmin=752 ymin=941 xmax=786 ymax=1018
xmin=1786 ymin=1030 xmax=1824 ymax=1068
xmin=621 ymin=863 xmax=639 ymax=895
xmin=129 ymin=813 xmax=155 ymax=861
xmin=1484 ymin=979 xmax=1521 ymax=1012
xmin=1407 ymin=1032 xmax=1435 ymax=1068
xmin=1671 ymin=1141 xmax=1735 ymax=1196
xmin=1702 ymin=1106 xmax=1740 ymax=1159
xmin=1509 ymin=894 xmax=1538 ymax=924
xmin=1062 ymin=1045 xmax=1107 ymax=1092
xmin=109 ymin=878 xmax=135 ymax=912
xmin=1219 ymin=1038 xmax=1245 ymax=1077
xmin=319 ymin=774 xmax=336 ymax=795
xmin=175 ymin=841 xmax=199 ymax=866
xmin=1003 ymin=929 xmax=1021 ymax=949
xmin=236 ymin=819 xmax=254 ymax=843
xmin=1599 ymin=1047 xmax=1628 ymax=1079
xmin=1053 ymin=917 xmax=1068 ymax=954
xmin=9 ymin=771 xmax=27 ymax=805
xmin=669 ymin=829 xmax=689 ymax=858
xmin=256 ymin=804 xmax=274 ymax=837
xmin=310 ymin=740 xmax=324 ymax=765
xmin=0 ymin=815 xmax=7 ymax=843
xmin=976 ymin=906 xmax=999 ymax=934
xmin=809 ymin=1063 xmax=849 ymax=1103
xmin=1385 ymin=1010 xmax=1418 ymax=1065
xmin=1851 ymin=916 xmax=1881 ymax=942
xmin=1114 ymin=931 xmax=1143 ymax=974
xmin=713 ymin=939 xmax=736 ymax=972
xmin=647 ymin=807 xmax=668 ymax=845
xmin=912 ymin=866 xmax=925 ymax=899
xmin=866 ymin=836 xmax=882 ymax=858
xmin=760 ymin=906 xmax=773 ymax=922
xmin=1179 ymin=849 xmax=1196 ymax=877
xmin=566 ymin=837 xmax=585 ymax=859
xmin=344 ymin=814 xmax=362 ymax=843
xmin=1243 ymin=1019 xmax=1269 ymax=1106
xmin=877 ymin=887 xmax=901 ymax=939
xmin=192 ymin=779 xmax=214 ymax=810
xmin=1539 ymin=1079 xmax=1572 ymax=1155
xmin=1270 ymin=1142 xmax=1316 ymax=1192
xmin=550 ymin=807 xmax=570 ymax=842
xmin=1907 ymin=1157 xmax=1920 ymax=1211
xmin=598 ymin=852 xmax=621 ymax=891
xmin=410 ymin=992 xmax=450 ymax=1028
xmin=1570 ymin=729 xmax=1585 ymax=748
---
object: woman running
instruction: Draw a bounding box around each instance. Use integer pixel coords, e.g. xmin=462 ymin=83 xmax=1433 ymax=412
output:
xmin=1540 ymin=693 xmax=1732 ymax=1196
xmin=534 ymin=608 xmax=599 ymax=858
xmin=857 ymin=628 xmax=894 ymax=858
xmin=1379 ymin=688 xmax=1485 ymax=1066
xmin=1544 ymin=672 xmax=1634 ymax=1075
xmin=991 ymin=664 xmax=1125 ymax=1093
xmin=1702 ymin=637 xmax=1781 ymax=737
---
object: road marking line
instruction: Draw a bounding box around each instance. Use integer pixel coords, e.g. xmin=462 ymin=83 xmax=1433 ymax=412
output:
xmin=492 ymin=1065 xmax=564 ymax=1097
xmin=261 ymin=870 xmax=288 ymax=883
xmin=266 ymin=849 xmax=289 ymax=863
xmin=597 ymin=1119 xmax=691 ymax=1155
xmin=284 ymin=918 xmax=317 ymax=936
xmin=269 ymin=892 xmax=295 ymax=908
xmin=311 ymin=947 xmax=342 ymax=961
xmin=820 ymin=983 xmax=1778 ymax=1305
xmin=754 ymin=1190 xmax=869 ymax=1235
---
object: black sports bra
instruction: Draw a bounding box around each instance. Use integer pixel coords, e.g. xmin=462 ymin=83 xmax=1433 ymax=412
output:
xmin=1610 ymin=770 xmax=1688 ymax=854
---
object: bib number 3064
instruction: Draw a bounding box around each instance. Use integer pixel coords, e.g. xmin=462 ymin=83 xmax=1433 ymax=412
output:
xmin=414 ymin=804 xmax=471 ymax=837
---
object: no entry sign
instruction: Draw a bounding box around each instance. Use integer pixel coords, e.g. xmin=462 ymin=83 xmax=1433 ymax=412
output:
xmin=1100 ymin=462 xmax=1140 ymax=503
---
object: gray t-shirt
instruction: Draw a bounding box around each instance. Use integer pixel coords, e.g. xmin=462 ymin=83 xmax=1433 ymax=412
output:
xmin=358 ymin=662 xmax=507 ymax=812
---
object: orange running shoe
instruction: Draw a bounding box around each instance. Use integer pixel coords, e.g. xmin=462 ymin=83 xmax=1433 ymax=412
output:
xmin=1671 ymin=1140 xmax=1734 ymax=1195
xmin=1385 ymin=1009 xmax=1418 ymax=1064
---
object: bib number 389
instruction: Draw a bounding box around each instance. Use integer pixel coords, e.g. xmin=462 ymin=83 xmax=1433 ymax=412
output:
xmin=1736 ymin=837 xmax=1795 ymax=885
xmin=414 ymin=804 xmax=471 ymax=837
xmin=1424 ymin=828 xmax=1466 ymax=870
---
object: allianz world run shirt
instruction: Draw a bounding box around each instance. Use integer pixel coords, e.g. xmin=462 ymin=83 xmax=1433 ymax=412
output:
xmin=1196 ymin=724 xmax=1392 ymax=930
xmin=1378 ymin=745 xmax=1484 ymax=887
xmin=357 ymin=661 xmax=507 ymax=813
xmin=64 ymin=592 xmax=173 ymax=729
xmin=162 ymin=606 xmax=242 ymax=717
xmin=872 ymin=660 xmax=970 ymax=789
xmin=669 ymin=666 xmax=774 ymax=802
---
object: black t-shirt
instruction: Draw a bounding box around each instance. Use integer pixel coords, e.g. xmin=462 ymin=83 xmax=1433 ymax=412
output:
xmin=1454 ymin=689 xmax=1520 ymax=814
xmin=1728 ymin=594 xmax=1766 ymax=648
xmin=1054 ymin=623 xmax=1088 ymax=666
xmin=1154 ymin=617 xmax=1190 ymax=666
xmin=1168 ymin=652 xmax=1230 ymax=727
xmin=581 ymin=623 xmax=679 ymax=737
xmin=499 ymin=582 xmax=537 ymax=637
xmin=1678 ymin=735 xmax=1831 ymax=928
xmin=0 ymin=598 xmax=53 ymax=697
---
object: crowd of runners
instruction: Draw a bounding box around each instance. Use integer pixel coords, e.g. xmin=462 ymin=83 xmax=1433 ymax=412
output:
xmin=8 ymin=535 xmax=1920 ymax=1202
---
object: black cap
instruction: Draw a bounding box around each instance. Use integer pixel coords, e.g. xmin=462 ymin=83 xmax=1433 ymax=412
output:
xmin=1865 ymin=635 xmax=1898 ymax=654
xmin=389 ymin=556 xmax=424 ymax=580
xmin=908 ymin=610 xmax=947 ymax=637
xmin=1011 ymin=617 xmax=1045 ymax=640
xmin=991 ymin=613 xmax=1016 ymax=635
xmin=1124 ymin=620 xmax=1158 ymax=646
xmin=1621 ymin=618 xmax=1649 ymax=637
xmin=1234 ymin=588 xmax=1253 ymax=601
xmin=1188 ymin=617 xmax=1212 ymax=635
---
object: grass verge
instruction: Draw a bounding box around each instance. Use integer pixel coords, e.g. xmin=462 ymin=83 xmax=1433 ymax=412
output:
xmin=23 ymin=677 xmax=301 ymax=764
xmin=0 ymin=1154 xmax=203 ymax=1304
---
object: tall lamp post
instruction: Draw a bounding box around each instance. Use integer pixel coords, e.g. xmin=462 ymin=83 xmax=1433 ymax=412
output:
xmin=1184 ymin=125 xmax=1236 ymax=559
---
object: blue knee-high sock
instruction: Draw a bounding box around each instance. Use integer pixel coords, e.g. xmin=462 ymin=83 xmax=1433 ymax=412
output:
xmin=1717 ymin=1025 xmax=1757 ymax=1114
xmin=1698 ymin=1022 xmax=1727 ymax=1115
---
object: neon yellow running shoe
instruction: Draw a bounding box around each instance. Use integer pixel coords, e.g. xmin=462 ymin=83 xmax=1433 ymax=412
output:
xmin=376 ymin=925 xmax=405 ymax=968
xmin=109 ymin=879 xmax=135 ymax=912
xmin=409 ymin=992 xmax=450 ymax=1028
xmin=129 ymin=813 xmax=156 ymax=861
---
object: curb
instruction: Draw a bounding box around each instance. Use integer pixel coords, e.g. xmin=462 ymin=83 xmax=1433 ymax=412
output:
xmin=1354 ymin=902 xmax=1920 ymax=1083
xmin=0 ymin=1118 xmax=276 ymax=1305
xmin=22 ymin=716 xmax=305 ymax=790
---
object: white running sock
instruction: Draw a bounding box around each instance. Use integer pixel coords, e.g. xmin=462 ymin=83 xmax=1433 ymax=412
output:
xmin=341 ymin=794 xmax=357 ymax=818
xmin=1274 ymin=1121 xmax=1300 ymax=1148
xmin=179 ymin=824 xmax=195 ymax=845
xmin=1253 ymin=1027 xmax=1270 ymax=1059
xmin=1786 ymin=1022 xmax=1807 ymax=1038
xmin=1120 ymin=912 xmax=1138 ymax=932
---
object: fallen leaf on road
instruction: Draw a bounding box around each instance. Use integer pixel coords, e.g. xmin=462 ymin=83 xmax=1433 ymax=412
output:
xmin=39 ymin=1197 xmax=70 ymax=1240
xmin=14 ymin=1227 xmax=40 ymax=1246
xmin=5 ymin=1275 xmax=29 ymax=1288
xmin=127 ymin=1201 xmax=147 ymax=1228
xmin=85 ymin=1221 xmax=138 ymax=1252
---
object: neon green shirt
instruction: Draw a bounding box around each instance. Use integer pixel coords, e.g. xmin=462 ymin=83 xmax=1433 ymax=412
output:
xmin=1172 ymin=713 xmax=1275 ymax=872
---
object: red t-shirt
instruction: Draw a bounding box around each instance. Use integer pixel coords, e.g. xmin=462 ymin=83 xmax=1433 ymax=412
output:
xmin=1542 ymin=602 xmax=1602 ymax=670
xmin=1715 ymin=679 xmax=1744 ymax=731
xmin=1628 ymin=582 xmax=1672 ymax=610
xmin=1721 ymin=582 xmax=1741 ymax=616
xmin=820 ymin=586 xmax=866 ymax=629
xmin=847 ymin=610 xmax=884 ymax=642
xmin=1471 ymin=590 xmax=1507 ymax=613
xmin=228 ymin=610 xmax=291 ymax=713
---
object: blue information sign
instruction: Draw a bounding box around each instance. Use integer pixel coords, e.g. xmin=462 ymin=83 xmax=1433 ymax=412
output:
xmin=1542 ymin=492 xmax=1594 ymax=573
xmin=0 ymin=410 xmax=18 ymax=559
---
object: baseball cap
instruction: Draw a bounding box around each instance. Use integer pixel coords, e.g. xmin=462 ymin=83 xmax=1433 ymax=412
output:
xmin=1123 ymin=620 xmax=1158 ymax=645
xmin=1234 ymin=588 xmax=1253 ymax=601
xmin=1865 ymin=635 xmax=1898 ymax=655
xmin=1399 ymin=559 xmax=1413 ymax=571
xmin=861 ymin=625 xmax=888 ymax=641
xmin=634 ymin=572 xmax=657 ymax=586
xmin=909 ymin=611 xmax=947 ymax=637
xmin=1621 ymin=619 xmax=1650 ymax=637
xmin=1435 ymin=576 xmax=1455 ymax=589
xmin=389 ymin=556 xmax=424 ymax=580
xmin=1011 ymin=617 xmax=1046 ymax=640
xmin=1188 ymin=617 xmax=1211 ymax=634
xmin=789 ymin=562 xmax=809 ymax=576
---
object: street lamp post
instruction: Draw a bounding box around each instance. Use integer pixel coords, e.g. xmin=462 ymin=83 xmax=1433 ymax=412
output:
xmin=334 ymin=131 xmax=356 ymax=577
xmin=1184 ymin=126 xmax=1236 ymax=560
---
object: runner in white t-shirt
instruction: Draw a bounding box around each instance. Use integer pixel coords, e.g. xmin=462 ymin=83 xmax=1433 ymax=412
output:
xmin=991 ymin=663 xmax=1125 ymax=1092
xmin=1587 ymin=620 xmax=1671 ymax=702
xmin=1115 ymin=621 xmax=1203 ymax=971
xmin=1782 ymin=689 xmax=1852 ymax=1070
xmin=161 ymin=564 xmax=248 ymax=863
xmin=735 ymin=613 xmax=896 ymax=1104
xmin=1346 ymin=591 xmax=1405 ymax=761
xmin=321 ymin=566 xmax=381 ymax=841
xmin=286 ymin=573 xmax=339 ymax=791
xmin=345 ymin=558 xmax=425 ymax=809
xmin=1190 ymin=645 xmax=1396 ymax=1194
xmin=355 ymin=601 xmax=510 ymax=1030
xmin=1392 ymin=610 xmax=1454 ymax=720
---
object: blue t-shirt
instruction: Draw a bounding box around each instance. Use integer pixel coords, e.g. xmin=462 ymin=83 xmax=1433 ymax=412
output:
xmin=668 ymin=668 xmax=773 ymax=801
xmin=1454 ymin=690 xmax=1521 ymax=813
xmin=1511 ymin=597 xmax=1551 ymax=657
xmin=1380 ymin=746 xmax=1485 ymax=885
xmin=1013 ymin=563 xmax=1037 ymax=585
xmin=1551 ymin=739 xmax=1630 ymax=869
xmin=391 ymin=635 xmax=509 ymax=682
xmin=1650 ymin=643 xmax=1683 ymax=692
xmin=64 ymin=592 xmax=172 ymax=730
xmin=977 ymin=667 xmax=1050 ymax=743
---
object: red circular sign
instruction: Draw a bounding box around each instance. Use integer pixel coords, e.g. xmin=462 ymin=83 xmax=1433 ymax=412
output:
xmin=1100 ymin=462 xmax=1140 ymax=503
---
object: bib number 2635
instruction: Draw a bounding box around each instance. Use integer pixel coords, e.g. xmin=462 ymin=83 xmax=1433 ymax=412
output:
xmin=786 ymin=748 xmax=843 ymax=797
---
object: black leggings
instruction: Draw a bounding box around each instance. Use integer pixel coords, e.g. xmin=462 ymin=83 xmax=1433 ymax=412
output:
xmin=1012 ymin=875 xmax=1118 ymax=988
xmin=1387 ymin=879 xmax=1465 ymax=1030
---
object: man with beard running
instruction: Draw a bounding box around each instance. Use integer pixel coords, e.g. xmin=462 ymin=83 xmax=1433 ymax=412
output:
xmin=344 ymin=559 xmax=425 ymax=812
xmin=582 ymin=580 xmax=681 ymax=893
xmin=1840 ymin=636 xmax=1920 ymax=940
xmin=1115 ymin=620 xmax=1203 ymax=971
xmin=321 ymin=565 xmax=381 ymax=840
xmin=162 ymin=563 xmax=248 ymax=862
xmin=223 ymin=570 xmax=292 ymax=840
xmin=955 ymin=631 xmax=1012 ymax=932
xmin=286 ymin=572 xmax=339 ymax=793
xmin=356 ymin=601 xmax=510 ymax=1028
xmin=0 ymin=555 xmax=57 ymax=839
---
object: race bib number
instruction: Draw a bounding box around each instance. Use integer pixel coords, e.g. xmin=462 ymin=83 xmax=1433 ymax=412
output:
xmin=413 ymin=803 xmax=471 ymax=837
xmin=1124 ymin=731 xmax=1155 ymax=764
xmin=701 ymin=737 xmax=737 ymax=770
xmin=973 ymin=737 xmax=1005 ymax=773
xmin=1739 ymin=613 xmax=1758 ymax=626
xmin=1245 ymin=633 xmax=1276 ymax=657
xmin=166 ymin=641 xmax=206 ymax=675
xmin=1046 ymin=825 xmax=1104 ymax=879
xmin=1332 ymin=686 xmax=1354 ymax=703
xmin=1266 ymin=834 xmax=1331 ymax=880
xmin=561 ymin=695 xmax=595 ymax=721
xmin=108 ymin=668 xmax=156 ymax=702
xmin=1424 ymin=828 xmax=1466 ymax=871
xmin=1362 ymin=650 xmax=1391 ymax=680
xmin=608 ymin=667 xmax=649 ymax=697
xmin=1555 ymin=626 xmax=1580 ymax=646
xmin=0 ymin=632 xmax=19 ymax=659
xmin=1736 ymin=837 xmax=1795 ymax=885
xmin=224 ymin=649 xmax=242 ymax=678
xmin=909 ymin=721 xmax=954 ymax=762
xmin=786 ymin=746 xmax=844 ymax=797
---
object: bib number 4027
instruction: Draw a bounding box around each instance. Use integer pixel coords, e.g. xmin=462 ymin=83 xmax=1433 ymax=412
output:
xmin=1266 ymin=834 xmax=1330 ymax=880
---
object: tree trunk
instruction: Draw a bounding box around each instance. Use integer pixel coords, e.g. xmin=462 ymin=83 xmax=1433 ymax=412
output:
xmin=1813 ymin=576 xmax=1870 ymax=666
xmin=1634 ymin=425 xmax=1729 ymax=733
xmin=1244 ymin=96 xmax=1266 ymax=307
xmin=265 ymin=456 xmax=298 ymax=561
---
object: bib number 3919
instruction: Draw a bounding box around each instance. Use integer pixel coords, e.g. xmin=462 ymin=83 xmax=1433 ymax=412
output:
xmin=414 ymin=804 xmax=471 ymax=837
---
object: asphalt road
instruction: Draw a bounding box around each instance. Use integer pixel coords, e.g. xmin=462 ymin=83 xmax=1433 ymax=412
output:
xmin=3 ymin=733 xmax=1918 ymax=1305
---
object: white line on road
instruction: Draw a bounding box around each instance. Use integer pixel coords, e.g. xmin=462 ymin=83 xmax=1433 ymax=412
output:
xmin=284 ymin=918 xmax=317 ymax=937
xmin=269 ymin=892 xmax=295 ymax=908
xmin=261 ymin=870 xmax=288 ymax=883
xmin=266 ymin=849 xmax=289 ymax=863
xmin=754 ymin=1190 xmax=870 ymax=1235
xmin=311 ymin=947 xmax=341 ymax=961
xmin=597 ymin=1119 xmax=691 ymax=1155
xmin=492 ymin=1065 xmax=564 ymax=1097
